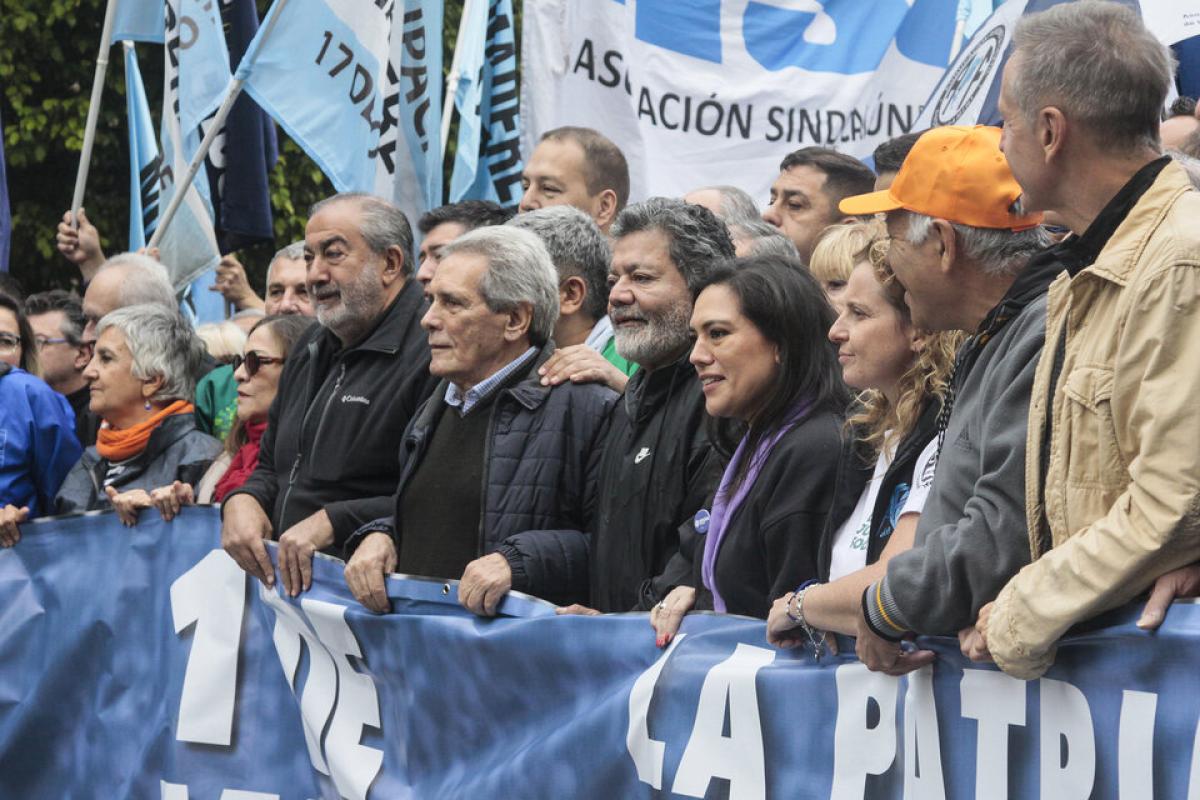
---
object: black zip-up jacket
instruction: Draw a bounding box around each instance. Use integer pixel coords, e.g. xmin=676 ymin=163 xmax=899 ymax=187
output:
xmin=816 ymin=399 xmax=941 ymax=581
xmin=506 ymin=352 xmax=722 ymax=612
xmin=688 ymin=409 xmax=845 ymax=618
xmin=346 ymin=344 xmax=619 ymax=605
xmin=226 ymin=280 xmax=435 ymax=547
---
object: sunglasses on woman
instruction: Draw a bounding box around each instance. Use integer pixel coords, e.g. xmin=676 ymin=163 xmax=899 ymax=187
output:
xmin=231 ymin=351 xmax=285 ymax=377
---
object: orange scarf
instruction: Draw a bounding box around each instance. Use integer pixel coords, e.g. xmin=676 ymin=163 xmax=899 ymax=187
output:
xmin=96 ymin=400 xmax=195 ymax=462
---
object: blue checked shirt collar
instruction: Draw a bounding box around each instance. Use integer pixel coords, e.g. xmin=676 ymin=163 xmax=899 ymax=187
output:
xmin=444 ymin=346 xmax=539 ymax=416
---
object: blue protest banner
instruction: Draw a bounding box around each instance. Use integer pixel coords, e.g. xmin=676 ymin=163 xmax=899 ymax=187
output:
xmin=2 ymin=508 xmax=1199 ymax=798
xmin=449 ymin=0 xmax=523 ymax=209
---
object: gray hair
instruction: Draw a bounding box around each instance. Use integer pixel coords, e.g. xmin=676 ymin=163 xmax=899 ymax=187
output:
xmin=729 ymin=219 xmax=801 ymax=259
xmin=96 ymin=304 xmax=206 ymax=403
xmin=100 ymin=253 xmax=177 ymax=309
xmin=903 ymin=211 xmax=1052 ymax=276
xmin=693 ymin=185 xmax=760 ymax=225
xmin=267 ymin=240 xmax=306 ymax=285
xmin=272 ymin=240 xmax=305 ymax=263
xmin=611 ymin=198 xmax=736 ymax=294
xmin=309 ymin=193 xmax=415 ymax=276
xmin=1011 ymin=1 xmax=1175 ymax=151
xmin=440 ymin=226 xmax=561 ymax=347
xmin=506 ymin=206 xmax=611 ymax=321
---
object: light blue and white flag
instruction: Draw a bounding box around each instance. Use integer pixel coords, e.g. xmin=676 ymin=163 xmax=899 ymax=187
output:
xmin=123 ymin=43 xmax=162 ymax=250
xmin=237 ymin=0 xmax=443 ymax=227
xmin=156 ymin=5 xmax=222 ymax=295
xmin=110 ymin=0 xmax=164 ymax=44
xmin=168 ymin=0 xmax=233 ymax=135
xmin=449 ymin=0 xmax=523 ymax=208
xmin=373 ymin=0 xmax=444 ymax=229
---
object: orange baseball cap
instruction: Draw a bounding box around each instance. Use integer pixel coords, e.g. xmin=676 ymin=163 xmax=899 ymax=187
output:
xmin=840 ymin=125 xmax=1043 ymax=231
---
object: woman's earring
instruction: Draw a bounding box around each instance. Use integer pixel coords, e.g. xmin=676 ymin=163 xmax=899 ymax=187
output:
xmin=144 ymin=400 xmax=152 ymax=411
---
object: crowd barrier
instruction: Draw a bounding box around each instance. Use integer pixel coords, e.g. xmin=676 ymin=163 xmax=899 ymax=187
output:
xmin=0 ymin=507 xmax=1196 ymax=799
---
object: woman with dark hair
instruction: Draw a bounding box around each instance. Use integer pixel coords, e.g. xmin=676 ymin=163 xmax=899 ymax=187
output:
xmin=650 ymin=255 xmax=849 ymax=643
xmin=0 ymin=291 xmax=41 ymax=376
xmin=0 ymin=293 xmax=82 ymax=537
xmin=145 ymin=314 xmax=313 ymax=519
xmin=765 ymin=236 xmax=961 ymax=655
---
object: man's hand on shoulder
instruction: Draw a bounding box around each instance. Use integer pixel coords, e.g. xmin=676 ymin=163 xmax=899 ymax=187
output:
xmin=538 ymin=345 xmax=629 ymax=393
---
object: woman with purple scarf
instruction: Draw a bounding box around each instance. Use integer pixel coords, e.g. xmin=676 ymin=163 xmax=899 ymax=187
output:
xmin=650 ymin=256 xmax=849 ymax=646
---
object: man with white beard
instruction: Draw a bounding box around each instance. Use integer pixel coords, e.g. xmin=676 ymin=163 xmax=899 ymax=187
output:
xmin=457 ymin=198 xmax=732 ymax=615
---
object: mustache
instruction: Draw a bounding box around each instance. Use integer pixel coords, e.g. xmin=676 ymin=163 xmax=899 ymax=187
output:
xmin=610 ymin=306 xmax=646 ymax=324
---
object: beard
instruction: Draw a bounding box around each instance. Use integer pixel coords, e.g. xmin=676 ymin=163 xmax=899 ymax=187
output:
xmin=611 ymin=298 xmax=693 ymax=368
xmin=315 ymin=260 xmax=383 ymax=343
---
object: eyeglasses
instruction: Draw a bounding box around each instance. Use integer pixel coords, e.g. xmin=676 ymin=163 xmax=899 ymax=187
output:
xmin=231 ymin=351 xmax=286 ymax=378
xmin=0 ymin=334 xmax=21 ymax=355
xmin=34 ymin=336 xmax=70 ymax=349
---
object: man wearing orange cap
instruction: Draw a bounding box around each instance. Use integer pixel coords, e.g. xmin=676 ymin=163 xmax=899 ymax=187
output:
xmin=963 ymin=2 xmax=1200 ymax=680
xmin=821 ymin=125 xmax=1053 ymax=675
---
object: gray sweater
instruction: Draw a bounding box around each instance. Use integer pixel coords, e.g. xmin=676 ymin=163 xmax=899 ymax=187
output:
xmin=868 ymin=295 xmax=1048 ymax=636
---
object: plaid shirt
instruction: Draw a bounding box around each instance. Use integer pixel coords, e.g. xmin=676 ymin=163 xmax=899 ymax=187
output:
xmin=444 ymin=346 xmax=539 ymax=416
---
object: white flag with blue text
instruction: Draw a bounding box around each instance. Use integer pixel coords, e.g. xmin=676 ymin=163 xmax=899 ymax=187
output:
xmin=521 ymin=0 xmax=976 ymax=205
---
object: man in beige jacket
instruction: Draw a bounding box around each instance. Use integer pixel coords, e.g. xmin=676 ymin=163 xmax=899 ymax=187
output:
xmin=963 ymin=1 xmax=1200 ymax=679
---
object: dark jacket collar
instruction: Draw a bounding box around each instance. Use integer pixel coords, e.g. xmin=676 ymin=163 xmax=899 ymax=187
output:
xmin=412 ymin=342 xmax=555 ymax=434
xmin=624 ymin=348 xmax=692 ymax=423
xmin=309 ymin=278 xmax=426 ymax=360
xmin=1061 ymin=155 xmax=1172 ymax=277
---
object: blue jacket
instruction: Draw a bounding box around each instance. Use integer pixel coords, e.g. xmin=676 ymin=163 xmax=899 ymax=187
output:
xmin=0 ymin=365 xmax=83 ymax=517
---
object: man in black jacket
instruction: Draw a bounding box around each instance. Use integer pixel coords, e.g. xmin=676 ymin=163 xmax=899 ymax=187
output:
xmin=341 ymin=226 xmax=618 ymax=612
xmin=459 ymin=198 xmax=731 ymax=615
xmin=221 ymin=193 xmax=434 ymax=596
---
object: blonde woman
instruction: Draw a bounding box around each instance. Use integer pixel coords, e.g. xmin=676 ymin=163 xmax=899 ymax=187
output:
xmin=766 ymin=236 xmax=962 ymax=652
xmin=807 ymin=222 xmax=878 ymax=312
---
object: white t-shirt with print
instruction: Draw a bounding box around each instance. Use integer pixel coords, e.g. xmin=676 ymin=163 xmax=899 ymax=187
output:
xmin=827 ymin=435 xmax=939 ymax=582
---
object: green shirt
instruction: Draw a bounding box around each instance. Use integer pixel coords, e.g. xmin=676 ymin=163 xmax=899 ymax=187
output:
xmin=601 ymin=335 xmax=638 ymax=377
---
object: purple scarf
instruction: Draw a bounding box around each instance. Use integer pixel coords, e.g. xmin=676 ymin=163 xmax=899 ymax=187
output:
xmin=701 ymin=400 xmax=812 ymax=612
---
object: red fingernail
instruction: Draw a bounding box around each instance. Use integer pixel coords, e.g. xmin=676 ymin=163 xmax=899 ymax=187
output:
xmin=656 ymin=636 xmax=665 ymax=647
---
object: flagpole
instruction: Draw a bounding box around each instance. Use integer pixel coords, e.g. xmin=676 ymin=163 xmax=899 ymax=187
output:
xmin=70 ymin=0 xmax=119 ymax=227
xmin=149 ymin=0 xmax=292 ymax=249
xmin=148 ymin=80 xmax=245 ymax=250
xmin=441 ymin=0 xmax=478 ymax=162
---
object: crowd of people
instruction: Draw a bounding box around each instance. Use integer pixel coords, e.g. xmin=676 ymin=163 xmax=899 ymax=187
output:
xmin=2 ymin=1 xmax=1199 ymax=681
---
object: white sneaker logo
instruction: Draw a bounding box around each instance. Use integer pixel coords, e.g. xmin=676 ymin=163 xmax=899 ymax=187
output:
xmin=635 ymin=447 xmax=651 ymax=464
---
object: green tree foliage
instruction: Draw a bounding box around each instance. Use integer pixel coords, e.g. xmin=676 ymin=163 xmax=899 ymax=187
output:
xmin=0 ymin=0 xmax=507 ymax=296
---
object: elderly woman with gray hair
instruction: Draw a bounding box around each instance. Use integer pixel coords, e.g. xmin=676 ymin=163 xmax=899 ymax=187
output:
xmin=54 ymin=304 xmax=221 ymax=519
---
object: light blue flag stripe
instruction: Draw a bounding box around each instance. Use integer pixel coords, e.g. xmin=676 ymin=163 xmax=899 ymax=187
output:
xmin=110 ymin=0 xmax=164 ymax=44
xmin=450 ymin=0 xmax=523 ymax=207
xmin=124 ymin=44 xmax=161 ymax=250
xmin=449 ymin=0 xmax=487 ymax=201
xmin=173 ymin=0 xmax=233 ymax=133
xmin=238 ymin=0 xmax=385 ymax=192
xmin=396 ymin=0 xmax=444 ymax=216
